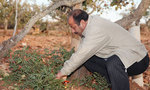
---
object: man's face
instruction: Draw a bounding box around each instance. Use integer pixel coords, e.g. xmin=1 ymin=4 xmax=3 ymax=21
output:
xmin=68 ymin=16 xmax=87 ymax=37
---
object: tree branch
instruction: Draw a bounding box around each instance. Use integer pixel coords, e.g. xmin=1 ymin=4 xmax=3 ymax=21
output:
xmin=115 ymin=0 xmax=150 ymax=29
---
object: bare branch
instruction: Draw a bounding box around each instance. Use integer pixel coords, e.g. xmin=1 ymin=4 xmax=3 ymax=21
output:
xmin=116 ymin=0 xmax=150 ymax=29
xmin=13 ymin=0 xmax=18 ymax=36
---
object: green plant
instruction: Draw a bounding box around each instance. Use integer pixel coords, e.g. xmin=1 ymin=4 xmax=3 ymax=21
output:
xmin=2 ymin=47 xmax=109 ymax=90
xmin=4 ymin=49 xmax=12 ymax=58
xmin=3 ymin=47 xmax=74 ymax=90
xmin=80 ymin=72 xmax=110 ymax=90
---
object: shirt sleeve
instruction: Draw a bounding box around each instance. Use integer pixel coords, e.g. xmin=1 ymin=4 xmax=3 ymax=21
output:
xmin=60 ymin=28 xmax=111 ymax=75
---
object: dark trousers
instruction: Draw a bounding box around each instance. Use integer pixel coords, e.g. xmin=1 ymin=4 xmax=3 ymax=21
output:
xmin=84 ymin=54 xmax=149 ymax=90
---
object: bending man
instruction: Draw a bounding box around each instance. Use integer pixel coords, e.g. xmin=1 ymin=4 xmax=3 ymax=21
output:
xmin=56 ymin=9 xmax=149 ymax=90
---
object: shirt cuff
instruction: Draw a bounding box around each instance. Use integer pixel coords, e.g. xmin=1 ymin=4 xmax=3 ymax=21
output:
xmin=60 ymin=68 xmax=71 ymax=76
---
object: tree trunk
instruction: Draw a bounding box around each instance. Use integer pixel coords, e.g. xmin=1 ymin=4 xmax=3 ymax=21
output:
xmin=13 ymin=0 xmax=18 ymax=37
xmin=129 ymin=23 xmax=144 ymax=87
xmin=4 ymin=18 xmax=8 ymax=34
xmin=146 ymin=19 xmax=150 ymax=28
xmin=116 ymin=0 xmax=150 ymax=29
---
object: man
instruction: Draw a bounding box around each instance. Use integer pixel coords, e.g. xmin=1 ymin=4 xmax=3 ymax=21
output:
xmin=56 ymin=9 xmax=149 ymax=90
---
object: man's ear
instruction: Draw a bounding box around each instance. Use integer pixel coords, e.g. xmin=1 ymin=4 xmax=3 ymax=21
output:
xmin=80 ymin=20 xmax=85 ymax=27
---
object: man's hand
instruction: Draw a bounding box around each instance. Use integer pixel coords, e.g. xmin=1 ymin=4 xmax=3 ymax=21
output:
xmin=56 ymin=71 xmax=67 ymax=80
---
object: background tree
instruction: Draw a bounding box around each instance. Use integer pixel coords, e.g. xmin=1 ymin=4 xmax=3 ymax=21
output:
xmin=0 ymin=0 xmax=44 ymax=32
xmin=0 ymin=0 xmax=16 ymax=33
xmin=144 ymin=7 xmax=150 ymax=28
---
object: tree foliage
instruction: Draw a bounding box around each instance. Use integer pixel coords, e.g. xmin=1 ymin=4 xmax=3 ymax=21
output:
xmin=47 ymin=0 xmax=137 ymax=30
xmin=0 ymin=0 xmax=15 ymax=29
xmin=0 ymin=0 xmax=43 ymax=29
xmin=0 ymin=0 xmax=148 ymax=30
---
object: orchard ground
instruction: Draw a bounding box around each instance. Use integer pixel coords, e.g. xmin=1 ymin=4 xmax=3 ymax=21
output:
xmin=0 ymin=24 xmax=150 ymax=90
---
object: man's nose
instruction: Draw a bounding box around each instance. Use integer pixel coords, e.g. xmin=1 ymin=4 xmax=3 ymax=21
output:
xmin=71 ymin=28 xmax=75 ymax=33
